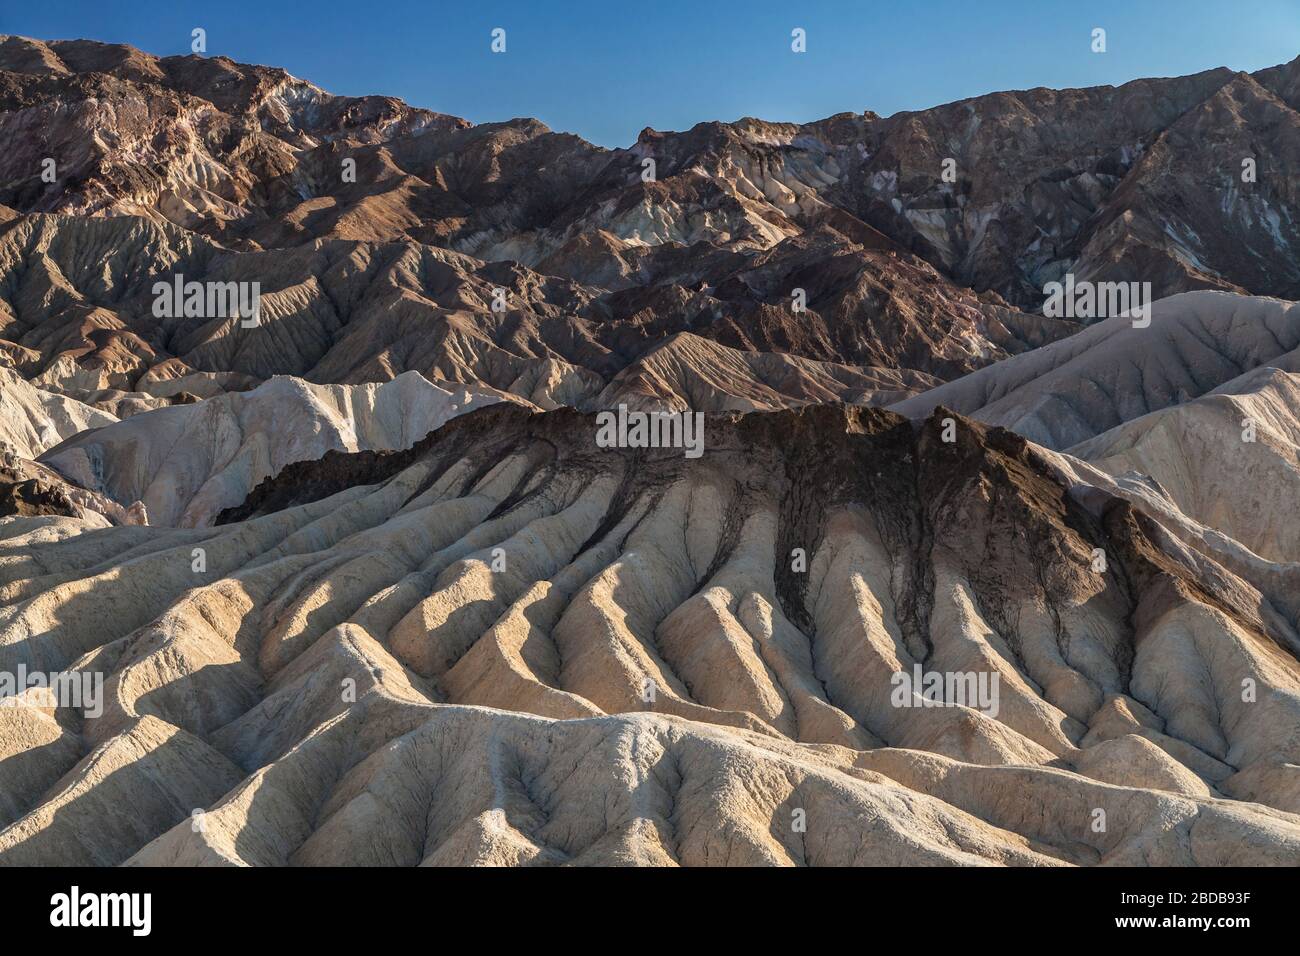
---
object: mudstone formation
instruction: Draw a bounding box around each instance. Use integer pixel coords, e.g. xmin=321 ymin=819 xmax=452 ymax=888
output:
xmin=2 ymin=35 xmax=1300 ymax=867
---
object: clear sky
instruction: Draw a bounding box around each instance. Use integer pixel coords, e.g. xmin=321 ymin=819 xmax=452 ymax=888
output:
xmin=3 ymin=0 xmax=1298 ymax=148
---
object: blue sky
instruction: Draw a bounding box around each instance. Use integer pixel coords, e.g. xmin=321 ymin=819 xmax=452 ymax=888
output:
xmin=4 ymin=0 xmax=1298 ymax=147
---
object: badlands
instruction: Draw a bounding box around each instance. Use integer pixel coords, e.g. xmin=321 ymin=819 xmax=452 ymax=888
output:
xmin=2 ymin=36 xmax=1300 ymax=866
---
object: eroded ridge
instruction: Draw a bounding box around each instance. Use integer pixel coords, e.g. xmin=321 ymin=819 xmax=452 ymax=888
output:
xmin=3 ymin=404 xmax=1300 ymax=866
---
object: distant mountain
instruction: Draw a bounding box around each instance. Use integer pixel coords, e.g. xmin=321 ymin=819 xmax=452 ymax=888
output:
xmin=2 ymin=34 xmax=1297 ymax=309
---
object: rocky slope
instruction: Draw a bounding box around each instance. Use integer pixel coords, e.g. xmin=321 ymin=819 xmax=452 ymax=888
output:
xmin=0 ymin=33 xmax=1087 ymax=414
xmin=1068 ymin=365 xmax=1300 ymax=564
xmin=892 ymin=291 xmax=1300 ymax=448
xmin=0 ymin=209 xmax=1058 ymax=418
xmin=3 ymin=403 xmax=1300 ymax=865
xmin=2 ymin=35 xmax=1298 ymax=422
xmin=3 ymin=35 xmax=1297 ymax=311
xmin=0 ymin=366 xmax=132 ymax=522
xmin=37 ymin=371 xmax=524 ymax=527
xmin=0 ymin=365 xmax=117 ymax=460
